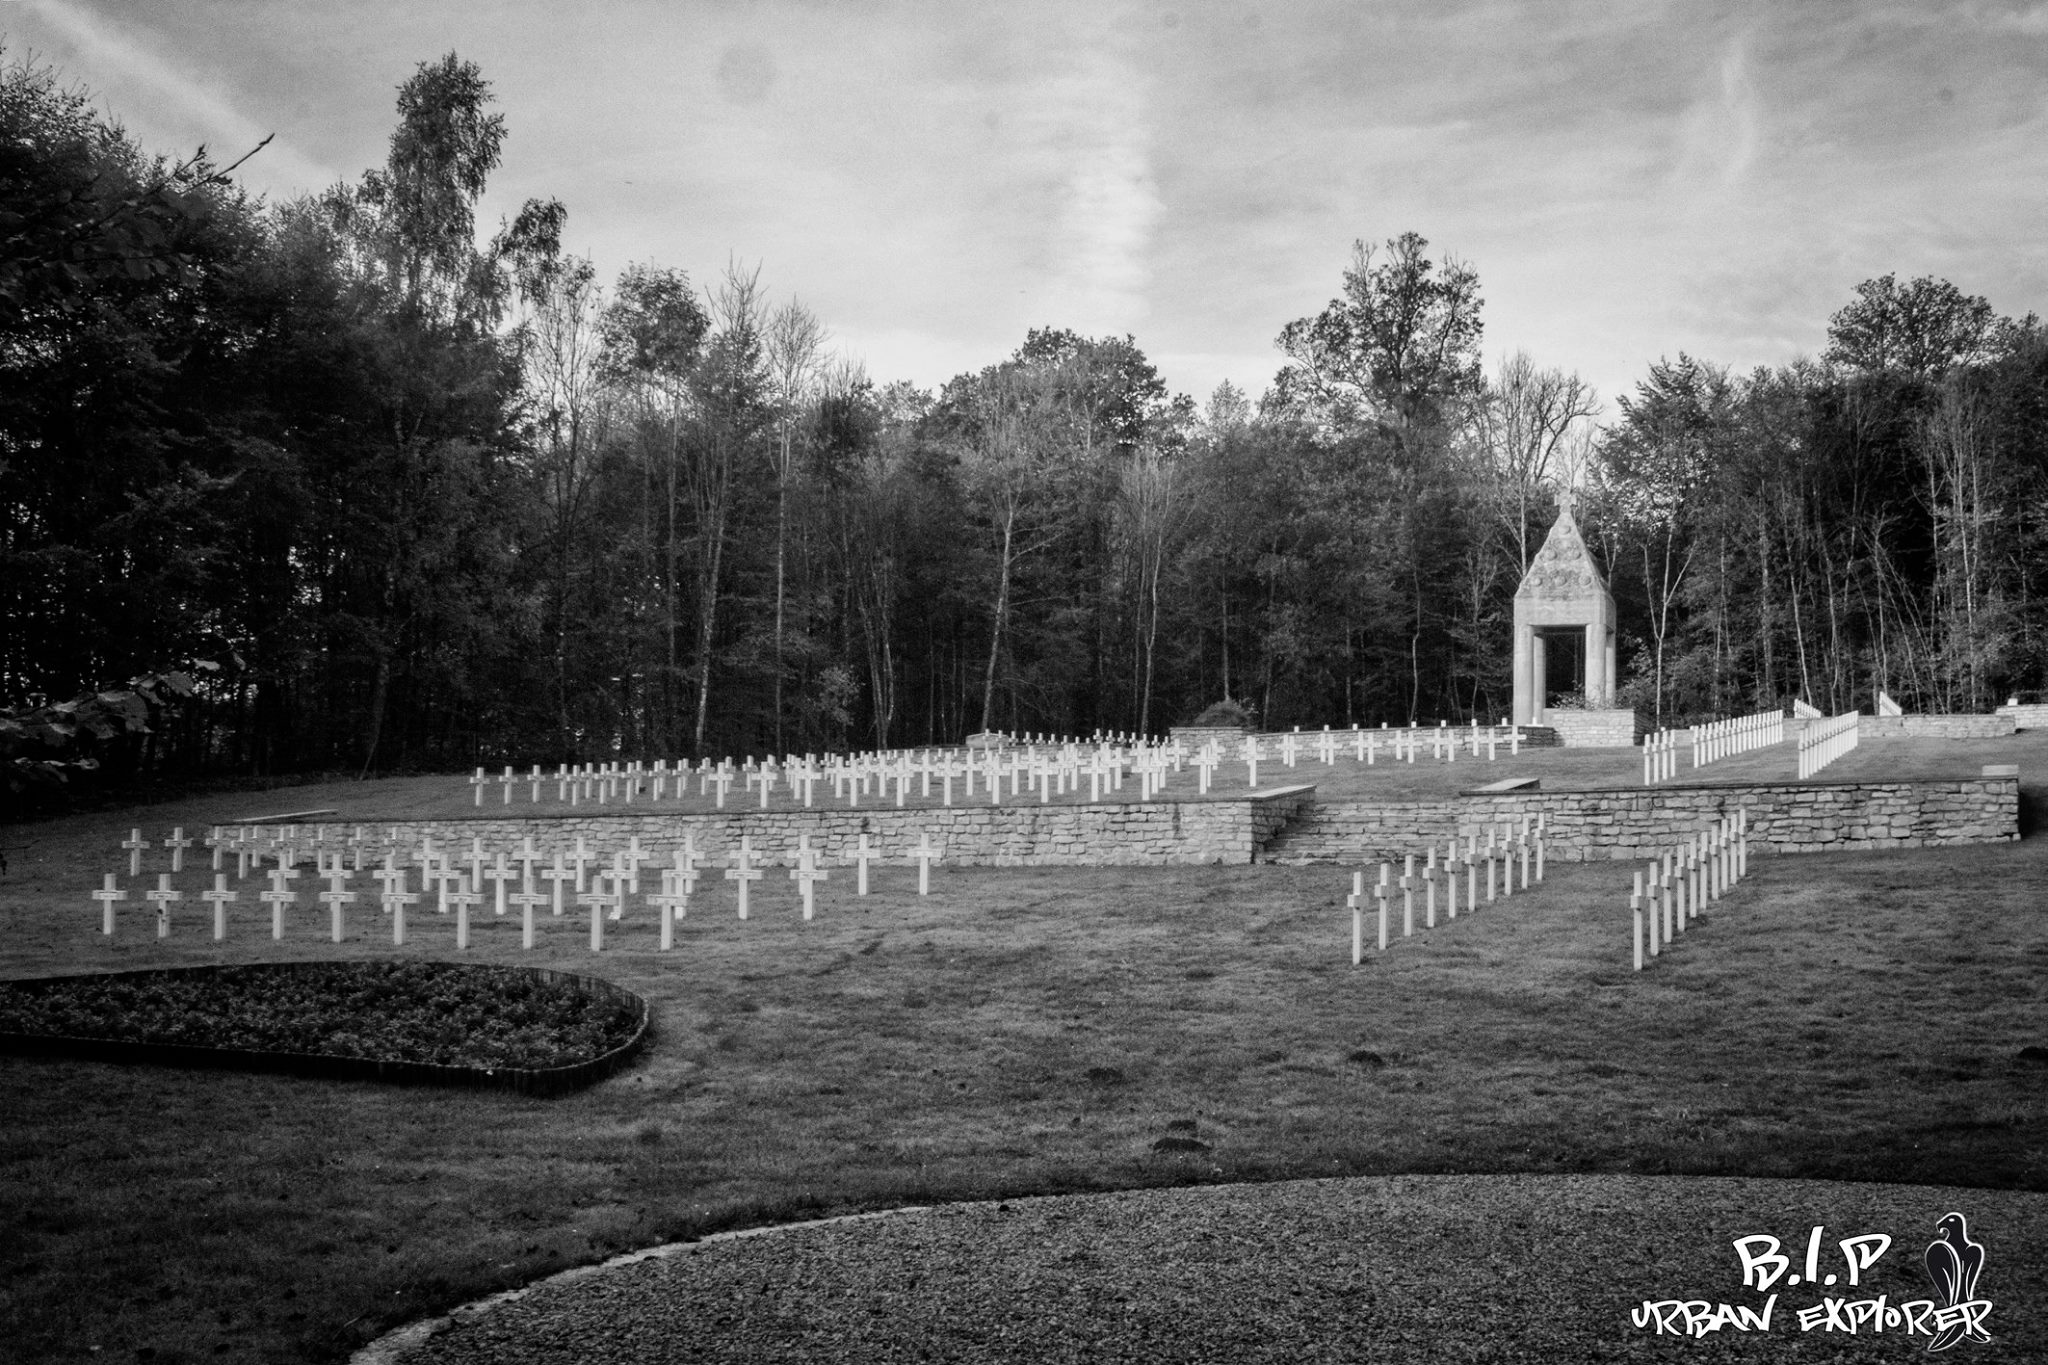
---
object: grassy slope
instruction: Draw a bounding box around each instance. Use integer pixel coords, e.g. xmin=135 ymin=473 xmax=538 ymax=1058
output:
xmin=0 ymin=746 xmax=2043 ymax=1363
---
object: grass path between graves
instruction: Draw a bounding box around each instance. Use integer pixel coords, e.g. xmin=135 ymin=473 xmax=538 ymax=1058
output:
xmin=0 ymin=771 xmax=2044 ymax=1362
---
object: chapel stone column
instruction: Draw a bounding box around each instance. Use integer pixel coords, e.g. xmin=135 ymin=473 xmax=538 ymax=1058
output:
xmin=1512 ymin=623 xmax=1533 ymax=725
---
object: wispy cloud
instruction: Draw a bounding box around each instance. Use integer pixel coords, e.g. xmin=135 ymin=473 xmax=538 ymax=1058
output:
xmin=1671 ymin=33 xmax=1763 ymax=190
xmin=3 ymin=0 xmax=2040 ymax=412
xmin=1008 ymin=37 xmax=1161 ymax=335
xmin=15 ymin=0 xmax=335 ymax=193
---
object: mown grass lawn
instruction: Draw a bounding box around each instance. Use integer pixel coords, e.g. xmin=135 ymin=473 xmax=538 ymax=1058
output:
xmin=1 ymin=768 xmax=2043 ymax=1363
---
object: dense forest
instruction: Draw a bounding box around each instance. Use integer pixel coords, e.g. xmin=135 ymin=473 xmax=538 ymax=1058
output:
xmin=6 ymin=51 xmax=2047 ymax=806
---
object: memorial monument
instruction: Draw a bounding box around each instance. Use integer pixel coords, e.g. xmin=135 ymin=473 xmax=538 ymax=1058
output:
xmin=1511 ymin=492 xmax=1640 ymax=745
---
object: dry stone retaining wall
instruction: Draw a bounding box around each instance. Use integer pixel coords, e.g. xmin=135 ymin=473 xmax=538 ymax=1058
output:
xmin=1995 ymin=703 xmax=2048 ymax=730
xmin=1263 ymin=778 xmax=2018 ymax=864
xmin=1542 ymin=709 xmax=1646 ymax=748
xmin=1858 ymin=714 xmax=2015 ymax=739
xmin=340 ymin=787 xmax=1320 ymax=868
xmin=1167 ymin=726 xmax=1251 ymax=748
xmin=290 ymin=779 xmax=2009 ymax=869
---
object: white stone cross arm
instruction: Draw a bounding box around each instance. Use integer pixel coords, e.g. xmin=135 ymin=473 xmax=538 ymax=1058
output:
xmin=725 ymin=839 xmax=763 ymax=919
xmin=162 ymin=826 xmax=194 ymax=872
xmin=724 ymin=842 xmax=763 ymax=881
xmin=122 ymin=828 xmax=150 ymax=875
xmin=92 ymin=874 xmax=126 ymax=933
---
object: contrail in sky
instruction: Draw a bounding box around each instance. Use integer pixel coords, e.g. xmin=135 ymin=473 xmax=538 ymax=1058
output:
xmin=13 ymin=0 xmax=336 ymax=195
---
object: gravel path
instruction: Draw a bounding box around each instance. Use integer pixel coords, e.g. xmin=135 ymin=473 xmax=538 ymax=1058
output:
xmin=359 ymin=1176 xmax=2045 ymax=1363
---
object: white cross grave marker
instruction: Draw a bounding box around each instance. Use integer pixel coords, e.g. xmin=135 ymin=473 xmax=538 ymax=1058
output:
xmin=1373 ymin=865 xmax=1390 ymax=952
xmin=1400 ymin=854 xmax=1415 ymax=938
xmin=509 ymin=883 xmax=548 ymax=950
xmin=514 ymin=836 xmax=543 ymax=884
xmin=122 ymin=828 xmax=150 ymax=877
xmin=446 ymin=874 xmax=482 ymax=950
xmin=384 ymin=873 xmax=421 ymax=946
xmin=541 ymin=853 xmax=576 ymax=917
xmin=319 ymin=873 xmax=356 ymax=944
xmin=580 ymin=871 xmax=622 ymax=949
xmin=1631 ymin=869 xmax=1645 ymax=970
xmin=725 ymin=838 xmax=762 ymax=919
xmin=647 ymin=872 xmax=690 ymax=950
xmin=1347 ymin=870 xmax=1365 ymax=965
xmin=623 ymin=836 xmax=648 ymax=894
xmin=485 ymin=852 xmax=517 ymax=916
xmin=606 ymin=854 xmax=631 ymax=920
xmin=261 ymin=869 xmax=295 ymax=940
xmin=92 ymin=874 xmax=126 ymax=935
xmin=146 ymin=873 xmax=181 ymax=937
xmin=1423 ymin=849 xmax=1438 ymax=929
xmin=790 ymin=841 xmax=828 ymax=921
xmin=202 ymin=874 xmax=237 ymax=941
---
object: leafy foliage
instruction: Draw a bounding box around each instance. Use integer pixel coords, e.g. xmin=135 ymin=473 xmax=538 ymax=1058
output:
xmin=6 ymin=46 xmax=2047 ymax=813
xmin=0 ymin=961 xmax=641 ymax=1070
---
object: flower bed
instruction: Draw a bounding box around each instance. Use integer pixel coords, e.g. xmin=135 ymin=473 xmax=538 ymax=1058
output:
xmin=0 ymin=961 xmax=649 ymax=1096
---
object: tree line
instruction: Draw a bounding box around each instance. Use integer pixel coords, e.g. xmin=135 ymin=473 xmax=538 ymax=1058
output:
xmin=5 ymin=49 xmax=2045 ymax=809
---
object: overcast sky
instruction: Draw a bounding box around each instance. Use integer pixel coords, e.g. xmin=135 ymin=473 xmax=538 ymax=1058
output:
xmin=6 ymin=0 xmax=2044 ymax=416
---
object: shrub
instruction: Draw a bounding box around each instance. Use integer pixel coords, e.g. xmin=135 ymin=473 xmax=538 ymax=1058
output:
xmin=1187 ymin=699 xmax=1254 ymax=728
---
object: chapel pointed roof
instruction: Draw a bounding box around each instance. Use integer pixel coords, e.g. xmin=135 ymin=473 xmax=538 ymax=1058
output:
xmin=1514 ymin=490 xmax=1611 ymax=602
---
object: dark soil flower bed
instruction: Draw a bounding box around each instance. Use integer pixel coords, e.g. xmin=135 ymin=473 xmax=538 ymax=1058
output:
xmin=0 ymin=961 xmax=649 ymax=1094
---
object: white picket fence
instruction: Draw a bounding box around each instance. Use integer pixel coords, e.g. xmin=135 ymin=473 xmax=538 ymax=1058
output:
xmin=1691 ymin=709 xmax=1785 ymax=767
xmin=1796 ymin=712 xmax=1860 ymax=779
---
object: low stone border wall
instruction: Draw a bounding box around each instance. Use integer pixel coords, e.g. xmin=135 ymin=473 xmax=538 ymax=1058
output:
xmin=277 ymin=776 xmax=2012 ymax=870
xmin=1996 ymin=702 xmax=2048 ymax=730
xmin=1263 ymin=777 xmax=2018 ymax=863
xmin=1859 ymin=714 xmax=2015 ymax=739
xmin=348 ymin=787 xmax=1321 ymax=868
xmin=1541 ymin=709 xmax=1645 ymax=748
xmin=1166 ymin=726 xmax=1251 ymax=748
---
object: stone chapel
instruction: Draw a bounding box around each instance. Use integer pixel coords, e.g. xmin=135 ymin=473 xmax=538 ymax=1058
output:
xmin=1511 ymin=491 xmax=1617 ymax=726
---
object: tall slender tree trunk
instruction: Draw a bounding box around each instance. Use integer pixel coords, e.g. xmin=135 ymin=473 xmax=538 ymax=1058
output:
xmin=980 ymin=504 xmax=1016 ymax=733
xmin=773 ymin=463 xmax=789 ymax=754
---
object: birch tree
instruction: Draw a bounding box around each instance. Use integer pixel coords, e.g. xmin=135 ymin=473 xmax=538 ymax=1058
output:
xmin=763 ymin=299 xmax=827 ymax=752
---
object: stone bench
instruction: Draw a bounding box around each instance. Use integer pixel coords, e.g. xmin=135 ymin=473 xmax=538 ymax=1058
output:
xmin=231 ymin=808 xmax=340 ymax=824
xmin=1466 ymin=777 xmax=1540 ymax=794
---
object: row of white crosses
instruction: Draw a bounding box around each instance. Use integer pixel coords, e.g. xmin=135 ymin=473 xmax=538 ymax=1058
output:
xmin=1796 ymin=712 xmax=1861 ymax=780
xmin=1642 ymin=729 xmax=1683 ymax=785
xmin=91 ymin=825 xmax=949 ymax=952
xmin=1346 ymin=813 xmax=1548 ymax=963
xmin=1690 ymin=709 xmax=1786 ymax=768
xmin=466 ymin=730 xmax=1123 ymax=809
xmin=1630 ymin=809 xmax=1750 ymax=970
xmin=1193 ymin=721 xmax=1526 ymax=794
xmin=463 ymin=717 xmax=1539 ymax=812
